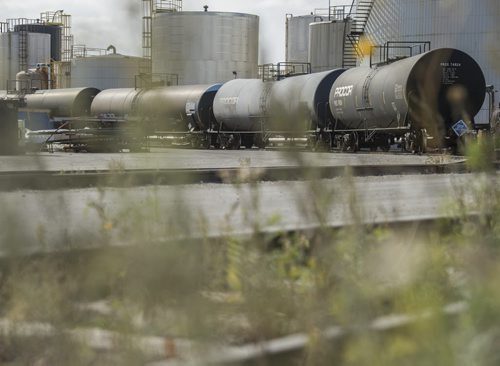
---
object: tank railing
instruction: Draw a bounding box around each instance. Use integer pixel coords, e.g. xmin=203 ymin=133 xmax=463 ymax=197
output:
xmin=154 ymin=0 xmax=182 ymax=13
xmin=71 ymin=44 xmax=110 ymax=58
xmin=0 ymin=22 xmax=8 ymax=33
xmin=4 ymin=18 xmax=42 ymax=32
xmin=40 ymin=11 xmax=65 ymax=25
xmin=314 ymin=4 xmax=354 ymax=21
xmin=6 ymin=79 xmax=35 ymax=95
xmin=370 ymin=41 xmax=431 ymax=67
xmin=259 ymin=62 xmax=311 ymax=81
xmin=135 ymin=73 xmax=179 ymax=89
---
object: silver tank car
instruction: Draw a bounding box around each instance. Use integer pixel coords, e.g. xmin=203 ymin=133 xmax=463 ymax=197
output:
xmin=24 ymin=87 xmax=101 ymax=117
xmin=268 ymin=69 xmax=346 ymax=132
xmin=213 ymin=79 xmax=272 ymax=132
xmin=134 ymin=84 xmax=222 ymax=132
xmin=91 ymin=88 xmax=141 ymax=118
xmin=329 ymin=48 xmax=486 ymax=144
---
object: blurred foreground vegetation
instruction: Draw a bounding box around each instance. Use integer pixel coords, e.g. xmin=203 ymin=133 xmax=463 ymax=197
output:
xmin=0 ymin=136 xmax=499 ymax=365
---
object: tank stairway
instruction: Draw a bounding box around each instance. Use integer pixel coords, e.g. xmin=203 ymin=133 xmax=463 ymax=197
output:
xmin=343 ymin=0 xmax=374 ymax=68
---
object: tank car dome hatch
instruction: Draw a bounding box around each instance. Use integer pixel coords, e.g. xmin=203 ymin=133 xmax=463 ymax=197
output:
xmin=134 ymin=84 xmax=222 ymax=132
xmin=91 ymin=88 xmax=141 ymax=118
xmin=24 ymin=87 xmax=101 ymax=117
xmin=152 ymin=11 xmax=259 ymax=85
xmin=213 ymin=79 xmax=273 ymax=132
xmin=329 ymin=48 xmax=486 ymax=145
xmin=268 ymin=69 xmax=346 ymax=132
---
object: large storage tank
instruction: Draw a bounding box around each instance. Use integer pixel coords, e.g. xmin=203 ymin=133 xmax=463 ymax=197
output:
xmin=309 ymin=21 xmax=349 ymax=72
xmin=70 ymin=54 xmax=144 ymax=90
xmin=152 ymin=11 xmax=259 ymax=85
xmin=362 ymin=0 xmax=500 ymax=124
xmin=0 ymin=32 xmax=51 ymax=90
xmin=286 ymin=14 xmax=317 ymax=63
xmin=14 ymin=24 xmax=62 ymax=61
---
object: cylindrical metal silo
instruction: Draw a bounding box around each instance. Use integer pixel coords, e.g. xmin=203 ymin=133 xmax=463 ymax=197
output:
xmin=362 ymin=0 xmax=500 ymax=124
xmin=286 ymin=14 xmax=317 ymax=63
xmin=152 ymin=11 xmax=259 ymax=85
xmin=0 ymin=32 xmax=51 ymax=90
xmin=70 ymin=54 xmax=144 ymax=90
xmin=309 ymin=21 xmax=350 ymax=73
xmin=14 ymin=24 xmax=62 ymax=61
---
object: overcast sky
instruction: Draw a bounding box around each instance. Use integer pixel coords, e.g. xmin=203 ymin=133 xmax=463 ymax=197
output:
xmin=0 ymin=0 xmax=345 ymax=63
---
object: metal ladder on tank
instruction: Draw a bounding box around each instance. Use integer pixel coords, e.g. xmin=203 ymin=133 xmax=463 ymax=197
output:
xmin=342 ymin=0 xmax=374 ymax=68
xmin=18 ymin=28 xmax=28 ymax=72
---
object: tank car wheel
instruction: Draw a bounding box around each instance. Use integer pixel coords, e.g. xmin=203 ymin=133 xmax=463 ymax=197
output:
xmin=254 ymin=134 xmax=267 ymax=149
xmin=415 ymin=129 xmax=428 ymax=154
xmin=230 ymin=133 xmax=242 ymax=150
xmin=242 ymin=134 xmax=254 ymax=149
xmin=381 ymin=138 xmax=391 ymax=152
xmin=350 ymin=132 xmax=360 ymax=152
xmin=221 ymin=133 xmax=241 ymax=150
xmin=316 ymin=132 xmax=332 ymax=151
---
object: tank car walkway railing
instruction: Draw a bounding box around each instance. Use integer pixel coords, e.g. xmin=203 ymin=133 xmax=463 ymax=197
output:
xmin=259 ymin=62 xmax=311 ymax=82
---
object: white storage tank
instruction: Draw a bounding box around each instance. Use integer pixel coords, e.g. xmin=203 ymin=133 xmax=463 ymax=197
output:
xmin=362 ymin=0 xmax=500 ymax=124
xmin=152 ymin=11 xmax=259 ymax=85
xmin=70 ymin=53 xmax=144 ymax=90
xmin=0 ymin=32 xmax=51 ymax=90
xmin=286 ymin=14 xmax=317 ymax=63
xmin=309 ymin=20 xmax=350 ymax=72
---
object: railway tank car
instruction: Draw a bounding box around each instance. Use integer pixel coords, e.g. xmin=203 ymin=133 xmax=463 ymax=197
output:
xmin=212 ymin=79 xmax=273 ymax=149
xmin=24 ymin=87 xmax=101 ymax=118
xmin=329 ymin=48 xmax=486 ymax=152
xmin=267 ymin=69 xmax=345 ymax=147
xmin=213 ymin=69 xmax=346 ymax=149
xmin=90 ymin=84 xmax=222 ymax=147
xmin=91 ymin=88 xmax=141 ymax=118
xmin=133 ymin=84 xmax=222 ymax=144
